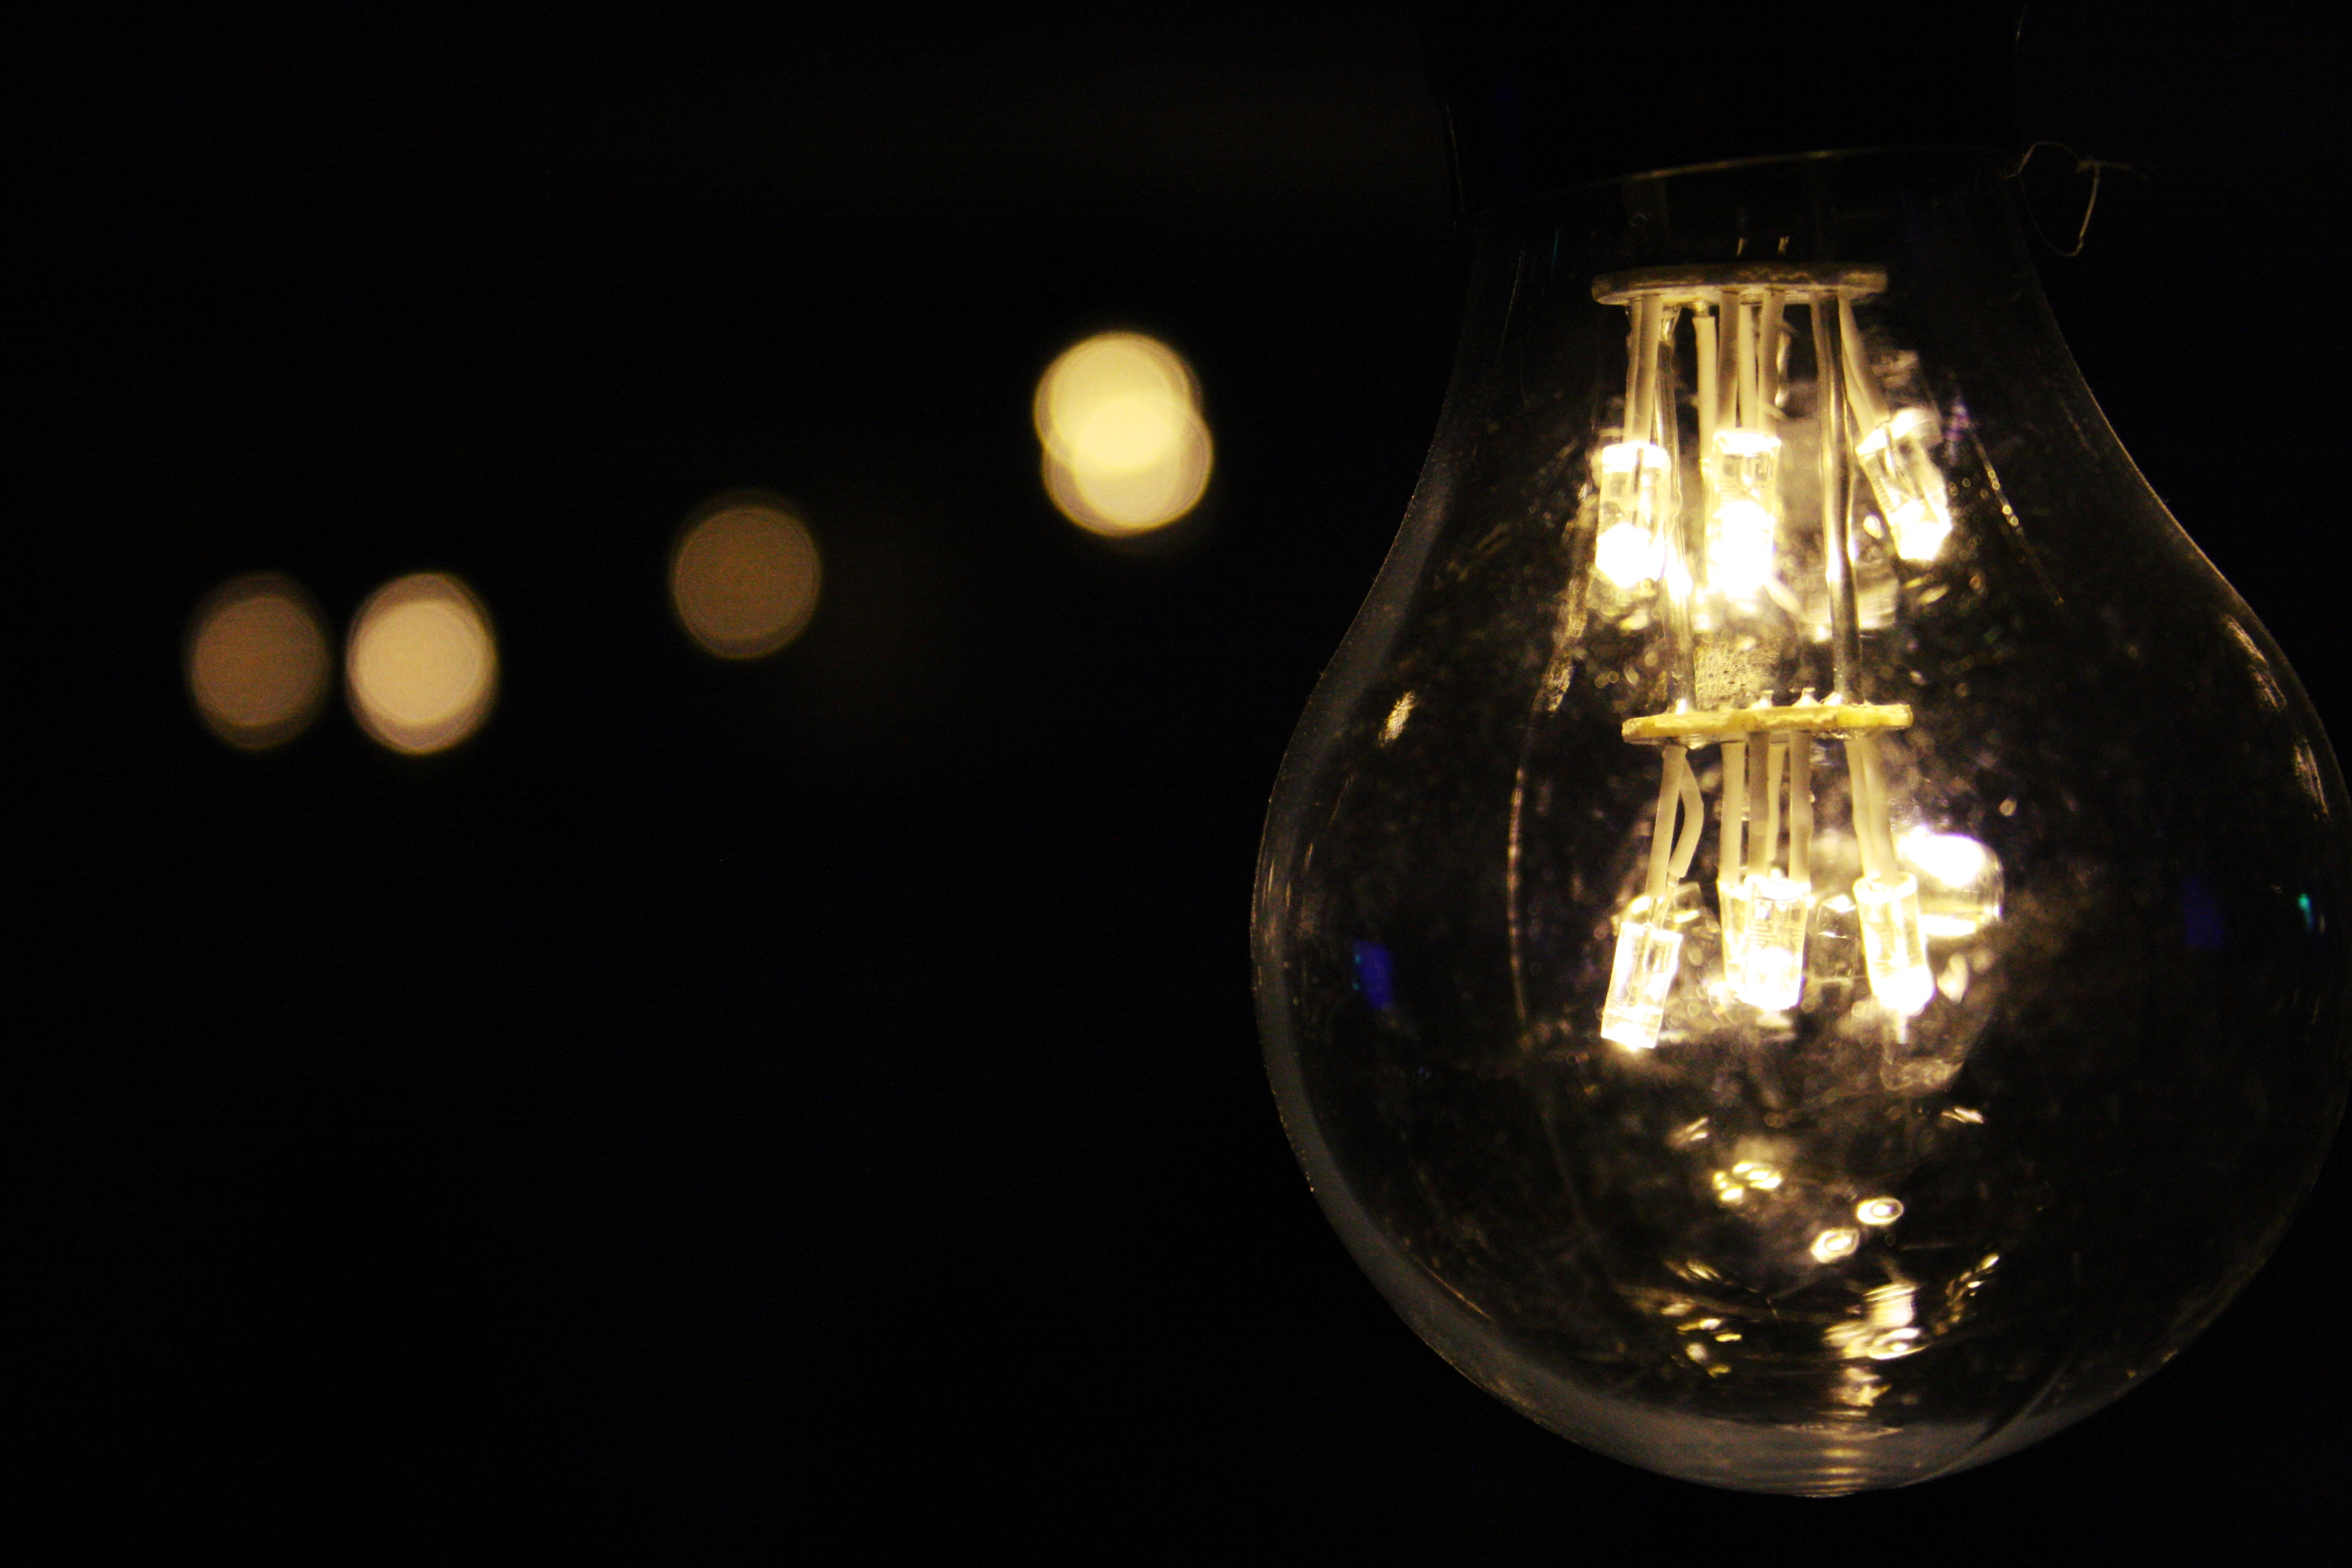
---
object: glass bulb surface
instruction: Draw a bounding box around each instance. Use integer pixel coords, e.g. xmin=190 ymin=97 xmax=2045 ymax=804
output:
xmin=1253 ymin=150 xmax=2352 ymax=1495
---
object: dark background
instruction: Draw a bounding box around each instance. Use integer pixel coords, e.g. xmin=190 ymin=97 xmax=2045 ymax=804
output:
xmin=13 ymin=6 xmax=2350 ymax=1552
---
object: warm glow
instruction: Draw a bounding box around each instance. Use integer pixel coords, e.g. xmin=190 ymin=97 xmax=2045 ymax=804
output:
xmin=347 ymin=573 xmax=497 ymax=755
xmin=1708 ymin=500 xmax=1776 ymax=596
xmin=1035 ymin=332 xmax=1212 ymax=537
xmin=671 ymin=498 xmax=822 ymax=659
xmin=186 ymin=574 xmax=331 ymax=750
xmin=1899 ymin=828 xmax=2005 ymax=937
xmin=1595 ymin=522 xmax=1662 ymax=589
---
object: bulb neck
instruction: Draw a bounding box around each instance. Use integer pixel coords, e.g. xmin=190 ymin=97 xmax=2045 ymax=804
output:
xmin=1477 ymin=148 xmax=2043 ymax=315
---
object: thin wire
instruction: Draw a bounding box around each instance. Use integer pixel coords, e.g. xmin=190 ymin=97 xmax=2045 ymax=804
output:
xmin=2004 ymin=140 xmax=2132 ymax=258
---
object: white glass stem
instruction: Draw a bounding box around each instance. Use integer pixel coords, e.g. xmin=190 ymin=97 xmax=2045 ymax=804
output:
xmin=1645 ymin=744 xmax=1684 ymax=902
xmin=1694 ymin=304 xmax=1719 ymax=485
xmin=1670 ymin=751 xmax=1705 ymax=880
xmin=1814 ymin=298 xmax=1861 ymax=696
xmin=1720 ymin=739 xmax=1748 ymax=886
xmin=1757 ymin=292 xmax=1786 ymax=422
xmin=1736 ymin=297 xmax=1759 ymax=429
xmin=1838 ymin=295 xmax=1890 ymax=432
xmin=1789 ymin=733 xmax=1814 ymax=883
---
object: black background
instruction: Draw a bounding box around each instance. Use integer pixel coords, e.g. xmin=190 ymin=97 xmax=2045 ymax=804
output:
xmin=14 ymin=7 xmax=2351 ymax=1553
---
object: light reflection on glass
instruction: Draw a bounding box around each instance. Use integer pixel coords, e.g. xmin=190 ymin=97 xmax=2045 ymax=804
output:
xmin=1828 ymin=1279 xmax=1922 ymax=1362
xmin=1034 ymin=332 xmax=1212 ymax=537
xmin=1833 ymin=1365 xmax=1886 ymax=1409
xmin=1810 ymin=1226 xmax=1861 ymax=1264
xmin=1866 ymin=1282 xmax=1916 ymax=1324
xmin=671 ymin=495 xmax=822 ymax=659
xmin=347 ymin=573 xmax=497 ymax=755
xmin=1381 ymin=692 xmax=1416 ymax=743
xmin=1898 ymin=828 xmax=2004 ymax=938
xmin=186 ymin=574 xmax=331 ymax=750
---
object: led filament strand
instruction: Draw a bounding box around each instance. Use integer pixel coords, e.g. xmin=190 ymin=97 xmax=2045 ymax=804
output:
xmin=1592 ymin=272 xmax=1952 ymax=1038
xmin=1841 ymin=296 xmax=1954 ymax=563
xmin=1601 ymin=744 xmax=1705 ymax=1050
xmin=1593 ymin=294 xmax=1678 ymax=589
xmin=1722 ymin=729 xmax=1812 ymax=1012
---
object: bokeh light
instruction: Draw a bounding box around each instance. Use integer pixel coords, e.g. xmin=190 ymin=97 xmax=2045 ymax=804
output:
xmin=186 ymin=573 xmax=332 ymax=750
xmin=347 ymin=573 xmax=498 ymax=755
xmin=671 ymin=496 xmax=822 ymax=659
xmin=1034 ymin=332 xmax=1212 ymax=537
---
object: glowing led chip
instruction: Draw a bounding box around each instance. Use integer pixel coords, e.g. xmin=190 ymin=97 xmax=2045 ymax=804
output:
xmin=1856 ymin=408 xmax=1952 ymax=563
xmin=1708 ymin=428 xmax=1780 ymax=594
xmin=1729 ymin=874 xmax=1809 ymax=1011
xmin=1857 ymin=871 xmax=1933 ymax=1015
xmin=1601 ymin=919 xmax=1684 ymax=1050
xmin=1594 ymin=441 xmax=1671 ymax=587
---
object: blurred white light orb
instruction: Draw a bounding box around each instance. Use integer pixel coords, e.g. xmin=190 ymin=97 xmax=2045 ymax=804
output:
xmin=671 ymin=497 xmax=822 ymax=659
xmin=186 ymin=573 xmax=332 ymax=750
xmin=1034 ymin=332 xmax=1212 ymax=537
xmin=347 ymin=573 xmax=497 ymax=755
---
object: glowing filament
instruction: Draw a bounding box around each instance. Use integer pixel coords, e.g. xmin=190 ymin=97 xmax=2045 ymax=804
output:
xmin=1857 ymin=408 xmax=1953 ymax=562
xmin=1731 ymin=874 xmax=1809 ymax=1011
xmin=1857 ymin=872 xmax=1933 ymax=1016
xmin=1604 ymin=745 xmax=1704 ymax=1049
xmin=1838 ymin=295 xmax=1953 ymax=564
xmin=1601 ymin=920 xmax=1684 ymax=1051
xmin=1596 ymin=278 xmax=1991 ymax=1057
xmin=1594 ymin=440 xmax=1671 ymax=587
xmin=1900 ymin=827 xmax=2004 ymax=937
xmin=1721 ymin=730 xmax=1814 ymax=1010
xmin=1841 ymin=732 xmax=1931 ymax=1014
xmin=1707 ymin=429 xmax=1780 ymax=595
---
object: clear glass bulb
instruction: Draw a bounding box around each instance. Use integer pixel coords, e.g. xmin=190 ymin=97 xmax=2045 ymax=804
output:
xmin=1253 ymin=149 xmax=2352 ymax=1495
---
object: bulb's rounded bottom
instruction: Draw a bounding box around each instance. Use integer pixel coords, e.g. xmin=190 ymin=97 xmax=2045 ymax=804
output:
xmin=1361 ymin=1215 xmax=2119 ymax=1496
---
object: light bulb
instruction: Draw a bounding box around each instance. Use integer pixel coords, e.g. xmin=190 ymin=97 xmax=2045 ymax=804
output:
xmin=1252 ymin=146 xmax=2352 ymax=1494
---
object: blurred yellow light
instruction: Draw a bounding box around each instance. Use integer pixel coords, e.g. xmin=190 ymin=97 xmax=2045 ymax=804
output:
xmin=186 ymin=574 xmax=331 ymax=750
xmin=671 ymin=498 xmax=822 ymax=659
xmin=347 ymin=573 xmax=497 ymax=755
xmin=1033 ymin=333 xmax=1193 ymax=454
xmin=1035 ymin=332 xmax=1212 ymax=537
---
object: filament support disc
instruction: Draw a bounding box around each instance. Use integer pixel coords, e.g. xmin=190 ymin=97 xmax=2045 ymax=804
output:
xmin=1592 ymin=264 xmax=1888 ymax=307
xmin=1622 ymin=701 xmax=1913 ymax=745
